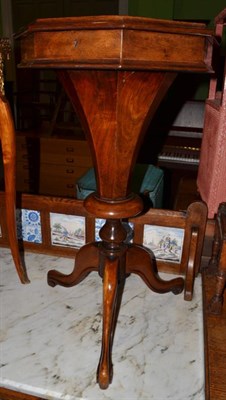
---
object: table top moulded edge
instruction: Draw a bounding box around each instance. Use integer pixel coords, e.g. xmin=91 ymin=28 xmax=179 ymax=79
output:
xmin=15 ymin=15 xmax=216 ymax=73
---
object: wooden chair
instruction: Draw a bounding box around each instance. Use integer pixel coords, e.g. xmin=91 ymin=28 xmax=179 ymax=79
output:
xmin=197 ymin=8 xmax=226 ymax=218
xmin=0 ymin=38 xmax=29 ymax=283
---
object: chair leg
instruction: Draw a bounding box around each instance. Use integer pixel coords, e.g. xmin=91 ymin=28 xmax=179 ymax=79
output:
xmin=0 ymin=97 xmax=29 ymax=283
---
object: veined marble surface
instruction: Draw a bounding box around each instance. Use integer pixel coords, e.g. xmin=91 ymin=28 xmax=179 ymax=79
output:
xmin=0 ymin=248 xmax=204 ymax=400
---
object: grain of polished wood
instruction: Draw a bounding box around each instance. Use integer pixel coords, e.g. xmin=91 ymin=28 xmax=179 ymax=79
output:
xmin=17 ymin=15 xmax=214 ymax=72
xmin=17 ymin=15 xmax=216 ymax=389
xmin=0 ymin=387 xmax=44 ymax=400
xmin=0 ymin=95 xmax=29 ymax=283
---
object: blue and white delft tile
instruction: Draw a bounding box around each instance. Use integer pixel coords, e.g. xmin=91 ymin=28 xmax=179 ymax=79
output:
xmin=95 ymin=218 xmax=105 ymax=241
xmin=16 ymin=209 xmax=42 ymax=243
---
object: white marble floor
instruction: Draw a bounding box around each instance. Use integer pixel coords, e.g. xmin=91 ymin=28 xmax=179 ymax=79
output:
xmin=0 ymin=248 xmax=204 ymax=400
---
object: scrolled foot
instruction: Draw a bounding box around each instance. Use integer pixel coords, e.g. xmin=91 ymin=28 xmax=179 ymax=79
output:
xmin=97 ymin=362 xmax=113 ymax=390
xmin=171 ymin=282 xmax=184 ymax=295
xmin=47 ymin=265 xmax=95 ymax=288
xmin=126 ymin=245 xmax=184 ymax=295
xmin=47 ymin=243 xmax=99 ymax=288
xmin=47 ymin=275 xmax=58 ymax=287
xmin=20 ymin=271 xmax=30 ymax=284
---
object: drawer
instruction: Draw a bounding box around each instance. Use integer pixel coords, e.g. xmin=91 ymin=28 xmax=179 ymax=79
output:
xmin=39 ymin=163 xmax=87 ymax=179
xmin=16 ymin=135 xmax=93 ymax=167
xmin=16 ymin=163 xmax=90 ymax=197
xmin=40 ymin=139 xmax=92 ymax=166
xmin=39 ymin=166 xmax=90 ymax=197
xmin=123 ymin=30 xmax=207 ymax=70
xmin=39 ymin=180 xmax=76 ymax=198
xmin=16 ymin=136 xmax=38 ymax=158
xmin=40 ymin=152 xmax=92 ymax=167
xmin=40 ymin=138 xmax=91 ymax=156
xmin=16 ymin=161 xmax=37 ymax=174
xmin=22 ymin=29 xmax=121 ymax=66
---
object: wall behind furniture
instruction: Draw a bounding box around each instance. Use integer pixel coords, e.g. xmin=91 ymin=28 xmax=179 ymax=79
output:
xmin=11 ymin=0 xmax=119 ymax=32
xmin=129 ymin=0 xmax=174 ymax=19
xmin=128 ymin=0 xmax=226 ymax=99
xmin=129 ymin=0 xmax=226 ymax=25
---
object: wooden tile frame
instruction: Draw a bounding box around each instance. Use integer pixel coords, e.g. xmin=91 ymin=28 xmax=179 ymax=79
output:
xmin=0 ymin=192 xmax=207 ymax=300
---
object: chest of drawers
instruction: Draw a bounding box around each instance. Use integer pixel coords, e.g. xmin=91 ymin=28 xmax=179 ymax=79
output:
xmin=16 ymin=132 xmax=93 ymax=197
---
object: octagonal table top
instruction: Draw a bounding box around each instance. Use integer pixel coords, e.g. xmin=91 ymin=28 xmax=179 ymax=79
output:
xmin=16 ymin=15 xmax=216 ymax=72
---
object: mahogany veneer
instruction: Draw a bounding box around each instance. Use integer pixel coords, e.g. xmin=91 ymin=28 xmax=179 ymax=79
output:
xmin=17 ymin=15 xmax=216 ymax=389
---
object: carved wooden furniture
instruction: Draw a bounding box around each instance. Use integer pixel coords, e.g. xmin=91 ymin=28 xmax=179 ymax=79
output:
xmin=208 ymin=202 xmax=226 ymax=314
xmin=197 ymin=8 xmax=226 ymax=218
xmin=0 ymin=38 xmax=29 ymax=284
xmin=17 ymin=16 xmax=215 ymax=389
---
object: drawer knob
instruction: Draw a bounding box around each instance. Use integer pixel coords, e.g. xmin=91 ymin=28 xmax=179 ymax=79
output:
xmin=66 ymin=147 xmax=74 ymax=152
xmin=66 ymin=157 xmax=74 ymax=163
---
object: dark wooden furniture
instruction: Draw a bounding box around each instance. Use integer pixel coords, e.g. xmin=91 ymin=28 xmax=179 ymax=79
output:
xmin=208 ymin=202 xmax=226 ymax=314
xmin=17 ymin=15 xmax=215 ymax=389
xmin=0 ymin=38 xmax=29 ymax=284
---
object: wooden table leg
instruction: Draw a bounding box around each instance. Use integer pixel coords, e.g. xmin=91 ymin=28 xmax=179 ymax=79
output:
xmin=97 ymin=256 xmax=119 ymax=389
xmin=47 ymin=242 xmax=99 ymax=287
xmin=0 ymin=96 xmax=29 ymax=283
xmin=48 ymin=216 xmax=184 ymax=389
xmin=126 ymin=244 xmax=184 ymax=294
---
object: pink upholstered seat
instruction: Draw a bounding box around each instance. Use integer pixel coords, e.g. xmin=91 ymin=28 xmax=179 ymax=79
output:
xmin=197 ymin=8 xmax=226 ymax=218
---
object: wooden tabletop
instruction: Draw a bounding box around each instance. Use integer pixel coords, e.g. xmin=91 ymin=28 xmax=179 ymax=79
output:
xmin=17 ymin=15 xmax=215 ymax=72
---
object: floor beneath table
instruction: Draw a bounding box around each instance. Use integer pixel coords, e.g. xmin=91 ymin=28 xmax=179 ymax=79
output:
xmin=0 ymin=248 xmax=204 ymax=400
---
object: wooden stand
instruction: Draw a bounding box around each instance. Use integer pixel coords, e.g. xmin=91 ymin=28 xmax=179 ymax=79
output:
xmin=17 ymin=15 xmax=215 ymax=389
xmin=46 ymin=69 xmax=185 ymax=389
